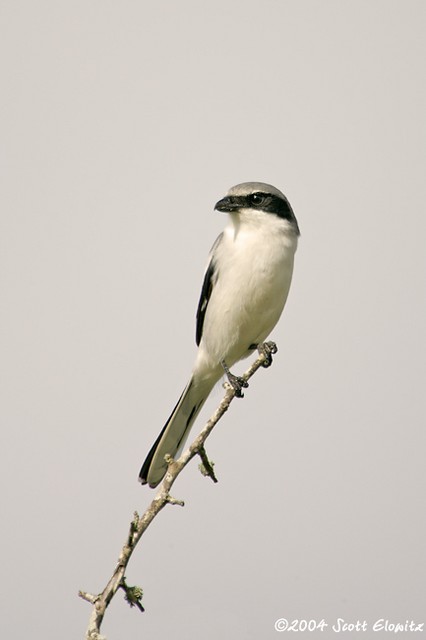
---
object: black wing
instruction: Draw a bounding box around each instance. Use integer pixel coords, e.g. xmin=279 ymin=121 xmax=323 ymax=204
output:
xmin=195 ymin=233 xmax=222 ymax=346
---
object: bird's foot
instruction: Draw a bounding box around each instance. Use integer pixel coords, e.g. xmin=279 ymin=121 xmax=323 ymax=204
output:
xmin=220 ymin=360 xmax=249 ymax=398
xmin=257 ymin=341 xmax=278 ymax=368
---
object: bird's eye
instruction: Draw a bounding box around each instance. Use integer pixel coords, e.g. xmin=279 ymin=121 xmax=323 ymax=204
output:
xmin=249 ymin=193 xmax=264 ymax=206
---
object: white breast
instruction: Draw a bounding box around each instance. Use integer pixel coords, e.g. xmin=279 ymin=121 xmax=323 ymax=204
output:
xmin=195 ymin=210 xmax=298 ymax=376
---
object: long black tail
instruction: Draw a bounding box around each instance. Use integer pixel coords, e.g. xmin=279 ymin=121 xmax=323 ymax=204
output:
xmin=139 ymin=376 xmax=215 ymax=487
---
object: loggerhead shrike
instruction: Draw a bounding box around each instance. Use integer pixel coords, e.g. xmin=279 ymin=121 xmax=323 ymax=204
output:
xmin=139 ymin=182 xmax=300 ymax=487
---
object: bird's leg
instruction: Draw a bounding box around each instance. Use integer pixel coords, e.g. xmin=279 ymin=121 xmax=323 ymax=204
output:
xmin=220 ymin=360 xmax=249 ymax=398
xmin=252 ymin=341 xmax=278 ymax=368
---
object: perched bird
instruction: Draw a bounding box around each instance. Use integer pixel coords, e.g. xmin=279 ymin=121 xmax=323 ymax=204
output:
xmin=139 ymin=182 xmax=300 ymax=487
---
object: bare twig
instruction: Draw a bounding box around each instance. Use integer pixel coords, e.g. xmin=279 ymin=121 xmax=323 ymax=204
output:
xmin=198 ymin=445 xmax=218 ymax=482
xmin=120 ymin=579 xmax=144 ymax=612
xmin=79 ymin=345 xmax=277 ymax=639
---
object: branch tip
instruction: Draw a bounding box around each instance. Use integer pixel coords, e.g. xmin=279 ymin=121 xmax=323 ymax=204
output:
xmin=165 ymin=494 xmax=185 ymax=506
xmin=198 ymin=446 xmax=218 ymax=483
xmin=120 ymin=580 xmax=145 ymax=613
xmin=79 ymin=590 xmax=98 ymax=605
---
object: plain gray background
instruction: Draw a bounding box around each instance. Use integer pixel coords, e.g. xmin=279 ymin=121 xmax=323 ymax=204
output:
xmin=1 ymin=1 xmax=425 ymax=638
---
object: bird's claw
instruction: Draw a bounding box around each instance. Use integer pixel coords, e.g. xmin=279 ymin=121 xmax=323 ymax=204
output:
xmin=226 ymin=371 xmax=249 ymax=398
xmin=220 ymin=359 xmax=249 ymax=397
xmin=257 ymin=341 xmax=278 ymax=368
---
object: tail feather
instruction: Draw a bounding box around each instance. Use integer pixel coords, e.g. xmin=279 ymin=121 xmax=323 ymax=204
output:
xmin=139 ymin=376 xmax=214 ymax=487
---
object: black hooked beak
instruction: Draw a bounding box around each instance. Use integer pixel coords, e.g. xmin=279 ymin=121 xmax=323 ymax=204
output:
xmin=214 ymin=195 xmax=242 ymax=213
